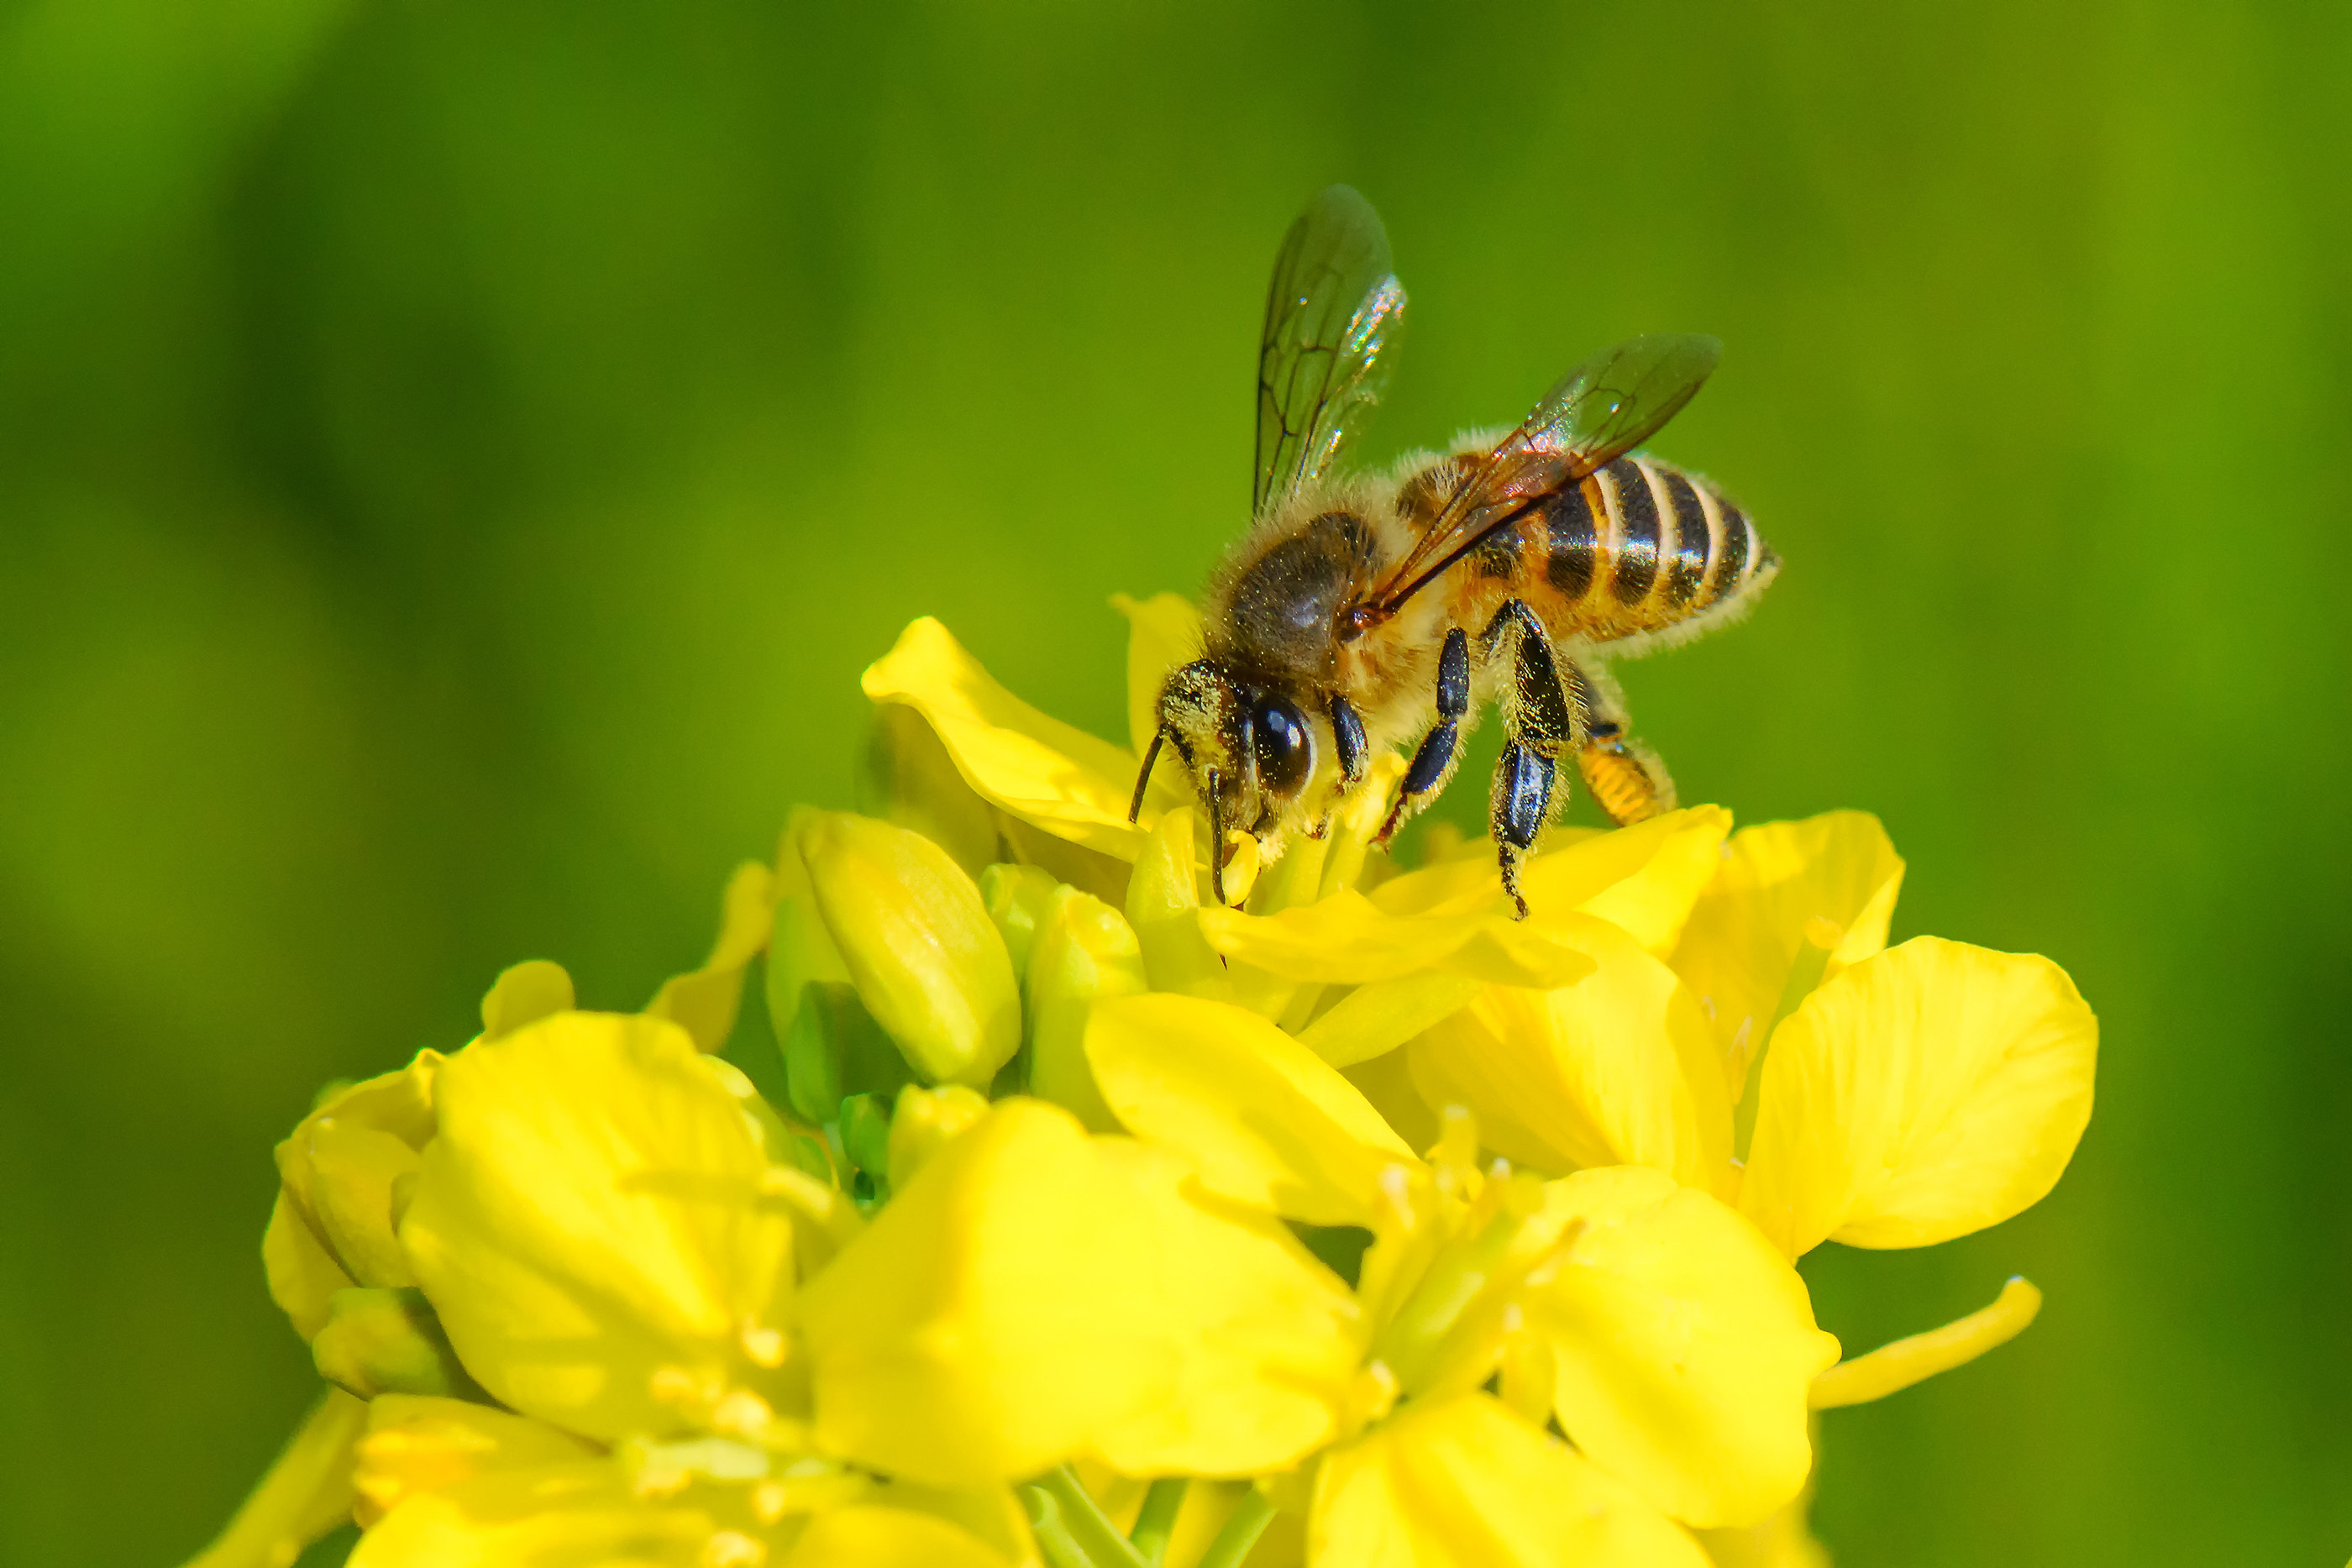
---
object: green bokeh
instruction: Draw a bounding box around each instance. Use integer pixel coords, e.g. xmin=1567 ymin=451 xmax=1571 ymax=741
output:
xmin=3 ymin=3 xmax=2347 ymax=1563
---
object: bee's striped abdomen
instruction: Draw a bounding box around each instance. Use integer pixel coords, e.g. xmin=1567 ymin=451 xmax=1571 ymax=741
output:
xmin=1438 ymin=454 xmax=1771 ymax=645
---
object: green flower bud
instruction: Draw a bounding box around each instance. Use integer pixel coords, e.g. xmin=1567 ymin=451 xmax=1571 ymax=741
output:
xmin=838 ymin=1092 xmax=895 ymax=1185
xmin=798 ymin=811 xmax=1021 ymax=1088
xmin=311 ymin=1287 xmax=486 ymax=1402
xmin=778 ymin=979 xmax=910 ymax=1128
xmin=1027 ymin=888 xmax=1148 ymax=1134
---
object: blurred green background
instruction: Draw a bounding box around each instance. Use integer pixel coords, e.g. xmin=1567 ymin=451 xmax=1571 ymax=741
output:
xmin=3 ymin=1 xmax=2348 ymax=1563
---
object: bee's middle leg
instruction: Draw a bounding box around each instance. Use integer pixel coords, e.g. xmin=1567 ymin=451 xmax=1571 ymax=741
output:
xmin=1479 ymin=600 xmax=1578 ymax=917
xmin=1374 ymin=627 xmax=1470 ymax=845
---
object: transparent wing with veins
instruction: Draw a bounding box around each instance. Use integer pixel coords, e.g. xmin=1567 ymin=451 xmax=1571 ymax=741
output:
xmin=1254 ymin=185 xmax=1410 ymax=517
xmin=1353 ymin=333 xmax=1721 ymax=621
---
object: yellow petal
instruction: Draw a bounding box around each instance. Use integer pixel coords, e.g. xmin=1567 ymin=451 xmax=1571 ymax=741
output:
xmin=347 ymin=1463 xmax=717 ymax=1568
xmin=1408 ymin=924 xmax=1731 ymax=1193
xmin=1519 ymin=1167 xmax=1837 ymax=1530
xmin=1026 ymin=889 xmax=1149 ymax=1134
xmin=802 ymin=1099 xmax=1351 ymax=1486
xmin=400 ymin=1011 xmax=794 ymax=1442
xmin=800 ymin=811 xmax=1021 ymax=1088
xmin=646 ymin=861 xmax=777 ymax=1053
xmin=480 ymin=960 xmax=577 ymax=1041
xmin=1110 ymin=591 xmax=1201 ymax=757
xmin=801 ymin=1099 xmax=1148 ymax=1485
xmin=1809 ymin=1276 xmax=2041 ymax=1408
xmin=302 ymin=1120 xmax=424 ymax=1288
xmin=1310 ymin=1392 xmax=1709 ymax=1568
xmin=1297 ymin=972 xmax=1487 ymax=1070
xmin=1084 ymin=1138 xmax=1360 ymax=1476
xmin=180 ymin=1389 xmax=366 ymax=1568
xmin=862 ymin=616 xmax=1149 ymax=861
xmin=780 ymin=1504 xmax=1018 ymax=1568
xmin=1085 ymin=994 xmax=1415 ymax=1226
xmin=1672 ymin=812 xmax=1904 ymax=1090
xmin=862 ymin=700 xmax=1009 ymax=878
xmin=1200 ymin=889 xmax=1601 ymax=989
xmin=1343 ymin=1050 xmax=1443 ymax=1157
xmin=354 ymin=1394 xmax=600 ymax=1526
xmin=1692 ymin=1459 xmax=1830 ymax=1568
xmin=1372 ymin=807 xmax=1731 ymax=957
xmin=1740 ymin=938 xmax=2097 ymax=1256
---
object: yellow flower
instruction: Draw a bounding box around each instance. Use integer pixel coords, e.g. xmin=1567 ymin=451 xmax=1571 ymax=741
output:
xmin=1412 ymin=810 xmax=2096 ymax=1407
xmin=376 ymin=1005 xmax=1372 ymax=1564
xmin=1084 ymin=991 xmax=1840 ymax=1560
xmin=193 ymin=597 xmax=2099 ymax=1568
xmin=854 ymin=600 xmax=2095 ymax=1417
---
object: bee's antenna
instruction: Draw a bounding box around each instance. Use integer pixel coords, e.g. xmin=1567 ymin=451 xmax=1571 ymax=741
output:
xmin=1128 ymin=730 xmax=1166 ymax=825
xmin=1206 ymin=767 xmax=1228 ymax=907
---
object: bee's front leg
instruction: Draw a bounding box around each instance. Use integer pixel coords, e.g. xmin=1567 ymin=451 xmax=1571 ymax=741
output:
xmin=1374 ymin=627 xmax=1469 ymax=845
xmin=1480 ymin=600 xmax=1577 ymax=918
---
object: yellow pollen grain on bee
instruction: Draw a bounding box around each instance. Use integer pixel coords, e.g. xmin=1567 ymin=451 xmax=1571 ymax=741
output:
xmin=752 ymin=1481 xmax=790 ymax=1525
xmin=1803 ymin=914 xmax=1845 ymax=951
xmin=702 ymin=1529 xmax=767 ymax=1568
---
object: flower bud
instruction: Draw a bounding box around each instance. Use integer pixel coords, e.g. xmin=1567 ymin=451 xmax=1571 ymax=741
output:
xmin=265 ymin=1054 xmax=441 ymax=1339
xmin=860 ymin=701 xmax=1005 ymax=877
xmin=1122 ymin=808 xmax=1234 ymax=1001
xmin=979 ymin=862 xmax=1066 ymax=984
xmin=779 ymin=979 xmax=910 ymax=1129
xmin=887 ymin=1083 xmax=990 ymax=1190
xmin=1026 ymin=889 xmax=1147 ymax=1134
xmin=838 ymin=1092 xmax=895 ymax=1187
xmin=798 ymin=811 xmax=1021 ymax=1087
xmin=311 ymin=1287 xmax=486 ymax=1402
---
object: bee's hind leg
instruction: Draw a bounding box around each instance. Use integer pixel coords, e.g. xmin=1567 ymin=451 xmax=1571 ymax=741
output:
xmin=1565 ymin=659 xmax=1678 ymax=826
xmin=1481 ymin=600 xmax=1578 ymax=918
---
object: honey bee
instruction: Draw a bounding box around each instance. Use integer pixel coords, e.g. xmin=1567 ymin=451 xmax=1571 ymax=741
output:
xmin=1131 ymin=185 xmax=1777 ymax=916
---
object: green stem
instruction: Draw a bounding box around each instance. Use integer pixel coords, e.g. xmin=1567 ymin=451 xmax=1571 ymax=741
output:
xmin=1195 ymin=1487 xmax=1276 ymax=1568
xmin=1129 ymin=1478 xmax=1189 ymax=1565
xmin=1021 ymin=1484 xmax=1094 ymax=1568
xmin=1031 ymin=1467 xmax=1149 ymax=1568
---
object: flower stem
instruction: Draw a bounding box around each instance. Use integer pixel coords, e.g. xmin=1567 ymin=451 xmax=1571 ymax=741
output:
xmin=1129 ymin=1478 xmax=1188 ymax=1565
xmin=1195 ymin=1487 xmax=1276 ymax=1568
xmin=1027 ymin=1468 xmax=1149 ymax=1568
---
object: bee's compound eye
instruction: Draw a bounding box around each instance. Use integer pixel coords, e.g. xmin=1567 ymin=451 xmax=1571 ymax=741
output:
xmin=1250 ymin=696 xmax=1315 ymax=798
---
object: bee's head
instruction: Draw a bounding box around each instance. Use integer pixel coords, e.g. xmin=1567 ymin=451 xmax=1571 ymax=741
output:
xmin=1130 ymin=658 xmax=1320 ymax=905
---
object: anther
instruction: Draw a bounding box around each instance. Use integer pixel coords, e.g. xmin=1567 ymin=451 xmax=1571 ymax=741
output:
xmin=703 ymin=1529 xmax=766 ymax=1568
xmin=739 ymin=1323 xmax=787 ymax=1369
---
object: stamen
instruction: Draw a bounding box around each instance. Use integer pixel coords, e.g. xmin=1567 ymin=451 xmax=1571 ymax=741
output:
xmin=703 ymin=1529 xmax=766 ymax=1568
xmin=1810 ymin=1277 xmax=2043 ymax=1408
xmin=710 ymin=1389 xmax=774 ymax=1440
xmin=739 ymin=1323 xmax=787 ymax=1369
